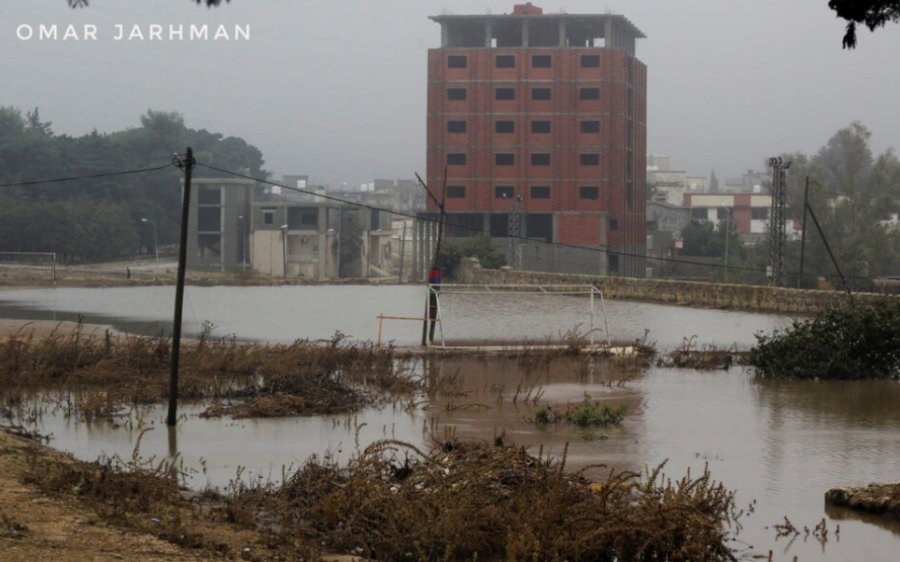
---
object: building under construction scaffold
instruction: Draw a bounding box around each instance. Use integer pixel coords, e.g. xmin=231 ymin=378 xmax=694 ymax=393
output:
xmin=767 ymin=157 xmax=789 ymax=287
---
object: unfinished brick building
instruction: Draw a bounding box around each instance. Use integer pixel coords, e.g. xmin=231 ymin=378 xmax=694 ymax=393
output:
xmin=426 ymin=3 xmax=647 ymax=275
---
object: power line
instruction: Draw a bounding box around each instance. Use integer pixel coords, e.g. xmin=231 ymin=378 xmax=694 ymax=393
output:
xmin=195 ymin=162 xmax=767 ymax=275
xmin=0 ymin=163 xmax=174 ymax=189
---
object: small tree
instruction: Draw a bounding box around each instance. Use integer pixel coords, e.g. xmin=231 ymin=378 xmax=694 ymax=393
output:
xmin=437 ymin=234 xmax=506 ymax=279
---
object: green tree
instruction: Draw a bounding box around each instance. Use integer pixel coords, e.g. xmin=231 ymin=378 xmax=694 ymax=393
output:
xmin=680 ymin=219 xmax=743 ymax=260
xmin=437 ymin=234 xmax=507 ymax=279
xmin=780 ymin=122 xmax=900 ymax=288
xmin=829 ymin=0 xmax=900 ymax=48
xmin=0 ymin=106 xmax=267 ymax=262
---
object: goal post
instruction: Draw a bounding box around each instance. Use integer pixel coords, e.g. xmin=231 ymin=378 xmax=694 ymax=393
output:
xmin=426 ymin=283 xmax=611 ymax=349
xmin=0 ymin=251 xmax=57 ymax=281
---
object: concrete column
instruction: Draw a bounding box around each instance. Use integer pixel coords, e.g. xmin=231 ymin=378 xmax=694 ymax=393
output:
xmin=558 ymin=18 xmax=567 ymax=47
xmin=441 ymin=23 xmax=448 ymax=47
xmin=485 ymin=20 xmax=493 ymax=47
xmin=521 ymin=20 xmax=529 ymax=47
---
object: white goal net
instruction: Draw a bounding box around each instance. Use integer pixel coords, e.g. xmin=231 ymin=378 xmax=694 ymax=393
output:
xmin=426 ymin=284 xmax=610 ymax=348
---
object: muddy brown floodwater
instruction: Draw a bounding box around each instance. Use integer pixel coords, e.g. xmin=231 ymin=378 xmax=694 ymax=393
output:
xmin=9 ymin=355 xmax=899 ymax=562
xmin=2 ymin=286 xmax=899 ymax=561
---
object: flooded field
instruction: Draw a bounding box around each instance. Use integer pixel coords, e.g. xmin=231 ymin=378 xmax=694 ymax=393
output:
xmin=2 ymin=285 xmax=898 ymax=560
xmin=6 ymin=355 xmax=899 ymax=561
xmin=0 ymin=284 xmax=788 ymax=349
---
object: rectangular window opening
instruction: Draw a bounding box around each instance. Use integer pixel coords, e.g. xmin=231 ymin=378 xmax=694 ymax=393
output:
xmin=532 ymin=54 xmax=551 ymax=68
xmin=197 ymin=187 xmax=221 ymax=205
xmin=446 ymin=153 xmax=467 ymax=166
xmin=494 ymin=185 xmax=515 ymax=199
xmin=530 ymin=185 xmax=550 ymax=199
xmin=495 ymin=120 xmax=515 ymax=133
xmin=447 ymin=185 xmax=466 ymax=198
xmin=496 ymin=54 xmax=515 ymax=68
xmin=495 ymin=153 xmax=515 ymax=166
xmin=580 ymin=120 xmax=600 ymax=133
xmin=447 ymin=88 xmax=467 ymax=100
xmin=531 ymin=120 xmax=551 ymax=134
xmin=495 ymin=87 xmax=516 ymax=100
xmin=447 ymin=120 xmax=466 ymax=133
xmin=580 ymin=153 xmax=600 ymax=166
xmin=579 ymin=87 xmax=600 ymax=100
xmin=531 ymin=153 xmax=551 ymax=166
xmin=447 ymin=55 xmax=467 ymax=68
xmin=580 ymin=54 xmax=601 ymax=68
xmin=531 ymin=87 xmax=551 ymax=101
xmin=579 ymin=186 xmax=599 ymax=200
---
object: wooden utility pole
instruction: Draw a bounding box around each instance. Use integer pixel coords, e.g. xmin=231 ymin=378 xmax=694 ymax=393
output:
xmin=167 ymin=146 xmax=193 ymax=427
xmin=415 ymin=170 xmax=446 ymax=346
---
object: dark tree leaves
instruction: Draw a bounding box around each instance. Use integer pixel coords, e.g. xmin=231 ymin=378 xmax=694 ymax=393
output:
xmin=829 ymin=0 xmax=900 ymax=48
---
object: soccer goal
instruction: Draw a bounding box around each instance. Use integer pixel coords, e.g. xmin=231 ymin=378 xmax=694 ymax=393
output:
xmin=424 ymin=283 xmax=611 ymax=349
xmin=0 ymin=252 xmax=57 ymax=281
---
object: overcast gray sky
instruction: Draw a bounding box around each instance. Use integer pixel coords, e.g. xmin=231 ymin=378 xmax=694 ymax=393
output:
xmin=3 ymin=0 xmax=900 ymax=187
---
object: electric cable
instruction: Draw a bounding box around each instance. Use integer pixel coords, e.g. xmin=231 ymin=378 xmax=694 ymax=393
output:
xmin=197 ymin=162 xmax=768 ymax=275
xmin=0 ymin=163 xmax=174 ymax=188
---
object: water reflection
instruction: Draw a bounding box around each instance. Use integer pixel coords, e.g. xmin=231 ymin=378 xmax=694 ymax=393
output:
xmin=4 ymin=315 xmax=900 ymax=560
xmin=0 ymin=285 xmax=789 ymax=349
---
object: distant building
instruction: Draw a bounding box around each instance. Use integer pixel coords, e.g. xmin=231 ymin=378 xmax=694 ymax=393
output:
xmin=186 ymin=177 xmax=254 ymax=272
xmin=684 ymin=192 xmax=783 ymax=244
xmin=645 ymin=201 xmax=690 ymax=277
xmin=187 ymin=177 xmax=394 ymax=280
xmin=250 ymin=196 xmax=393 ymax=280
xmin=426 ymin=3 xmax=647 ymax=276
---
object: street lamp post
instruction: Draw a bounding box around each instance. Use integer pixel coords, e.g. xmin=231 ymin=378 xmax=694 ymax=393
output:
xmin=280 ymin=224 xmax=289 ymax=278
xmin=140 ymin=218 xmax=158 ymax=261
xmin=720 ymin=206 xmax=731 ymax=280
xmin=237 ymin=215 xmax=246 ymax=268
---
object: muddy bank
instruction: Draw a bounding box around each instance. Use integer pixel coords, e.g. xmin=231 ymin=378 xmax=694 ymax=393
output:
xmin=1 ymin=426 xmax=741 ymax=562
xmin=826 ymin=483 xmax=900 ymax=518
xmin=0 ymin=428 xmax=219 ymax=561
xmin=0 ymin=261 xmax=398 ymax=289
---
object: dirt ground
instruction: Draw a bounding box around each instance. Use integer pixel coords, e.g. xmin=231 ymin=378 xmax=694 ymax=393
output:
xmin=0 ymin=429 xmax=216 ymax=562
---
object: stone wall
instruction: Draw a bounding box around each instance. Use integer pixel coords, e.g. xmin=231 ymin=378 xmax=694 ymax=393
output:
xmin=456 ymin=258 xmax=893 ymax=314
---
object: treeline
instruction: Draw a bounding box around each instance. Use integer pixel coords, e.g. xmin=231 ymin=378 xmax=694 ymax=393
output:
xmin=0 ymin=107 xmax=267 ymax=263
xmin=781 ymin=122 xmax=900 ymax=289
xmin=676 ymin=122 xmax=900 ymax=288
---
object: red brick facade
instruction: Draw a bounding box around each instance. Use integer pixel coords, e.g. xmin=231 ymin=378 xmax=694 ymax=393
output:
xmin=426 ymin=9 xmax=646 ymax=275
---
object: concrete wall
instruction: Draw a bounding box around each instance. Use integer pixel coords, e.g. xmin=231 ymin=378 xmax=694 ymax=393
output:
xmin=457 ymin=257 xmax=894 ymax=314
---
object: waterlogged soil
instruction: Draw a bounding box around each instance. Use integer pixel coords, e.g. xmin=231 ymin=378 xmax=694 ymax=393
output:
xmin=3 ymin=314 xmax=900 ymax=560
xmin=0 ymin=429 xmax=218 ymax=562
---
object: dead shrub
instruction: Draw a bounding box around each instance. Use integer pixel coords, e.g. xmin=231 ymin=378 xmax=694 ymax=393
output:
xmin=0 ymin=328 xmax=412 ymax=420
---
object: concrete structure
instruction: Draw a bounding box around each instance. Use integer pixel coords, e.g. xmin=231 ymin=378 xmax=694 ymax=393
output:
xmin=457 ymin=257 xmax=894 ymax=315
xmin=187 ymin=177 xmax=395 ymax=280
xmin=250 ymin=196 xmax=394 ymax=279
xmin=186 ymin=177 xmax=255 ymax=272
xmin=426 ymin=3 xmax=647 ymax=277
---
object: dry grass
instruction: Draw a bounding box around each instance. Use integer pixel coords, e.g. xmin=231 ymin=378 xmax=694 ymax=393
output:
xmin=14 ymin=424 xmax=741 ymax=561
xmin=657 ymin=336 xmax=748 ymax=370
xmin=227 ymin=437 xmax=740 ymax=561
xmin=0 ymin=324 xmax=412 ymax=421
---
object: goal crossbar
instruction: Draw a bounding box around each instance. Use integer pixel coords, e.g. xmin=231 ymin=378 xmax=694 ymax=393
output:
xmin=425 ymin=283 xmax=610 ymax=349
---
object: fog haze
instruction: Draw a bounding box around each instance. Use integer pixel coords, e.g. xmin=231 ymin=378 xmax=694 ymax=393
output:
xmin=3 ymin=0 xmax=900 ymax=185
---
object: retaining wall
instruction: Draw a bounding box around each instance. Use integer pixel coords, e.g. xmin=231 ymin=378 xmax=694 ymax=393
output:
xmin=456 ymin=258 xmax=893 ymax=314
